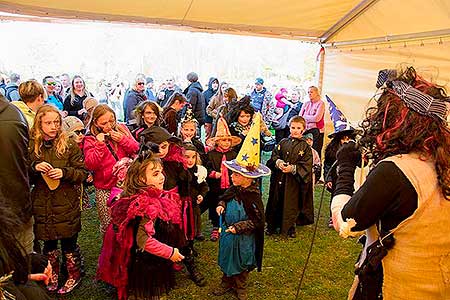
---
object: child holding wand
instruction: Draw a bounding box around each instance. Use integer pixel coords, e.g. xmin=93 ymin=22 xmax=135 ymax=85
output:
xmin=213 ymin=114 xmax=271 ymax=300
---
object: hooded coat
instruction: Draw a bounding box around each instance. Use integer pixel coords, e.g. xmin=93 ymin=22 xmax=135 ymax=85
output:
xmin=183 ymin=81 xmax=205 ymax=125
xmin=0 ymin=96 xmax=32 ymax=224
xmin=202 ymin=77 xmax=218 ymax=124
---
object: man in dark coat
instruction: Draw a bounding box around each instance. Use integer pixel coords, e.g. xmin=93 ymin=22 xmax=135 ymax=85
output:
xmin=183 ymin=72 xmax=206 ymax=128
xmin=0 ymin=94 xmax=33 ymax=253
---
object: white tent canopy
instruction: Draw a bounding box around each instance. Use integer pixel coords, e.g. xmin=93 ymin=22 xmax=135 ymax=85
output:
xmin=1 ymin=0 xmax=449 ymax=123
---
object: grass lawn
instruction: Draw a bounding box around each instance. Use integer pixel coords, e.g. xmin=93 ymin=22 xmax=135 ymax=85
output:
xmin=68 ymin=176 xmax=361 ymax=300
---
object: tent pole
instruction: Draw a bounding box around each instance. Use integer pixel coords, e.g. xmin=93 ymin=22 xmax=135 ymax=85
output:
xmin=320 ymin=0 xmax=380 ymax=43
xmin=322 ymin=29 xmax=450 ymax=48
xmin=316 ymin=47 xmax=325 ymax=94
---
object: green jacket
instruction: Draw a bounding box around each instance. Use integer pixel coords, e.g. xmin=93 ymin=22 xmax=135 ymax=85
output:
xmin=29 ymin=138 xmax=87 ymax=241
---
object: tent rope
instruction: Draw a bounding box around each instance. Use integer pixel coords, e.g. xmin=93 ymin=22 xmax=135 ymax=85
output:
xmin=294 ymin=161 xmax=336 ymax=299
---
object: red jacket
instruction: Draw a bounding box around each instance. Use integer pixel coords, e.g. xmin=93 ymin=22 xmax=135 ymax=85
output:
xmin=83 ymin=124 xmax=139 ymax=190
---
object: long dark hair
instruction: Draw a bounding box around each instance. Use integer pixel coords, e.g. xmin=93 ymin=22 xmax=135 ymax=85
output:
xmin=122 ymin=146 xmax=162 ymax=197
xmin=163 ymin=92 xmax=186 ymax=112
xmin=359 ymin=67 xmax=450 ymax=199
xmin=134 ymin=101 xmax=161 ymax=127
xmin=227 ymin=95 xmax=254 ymax=124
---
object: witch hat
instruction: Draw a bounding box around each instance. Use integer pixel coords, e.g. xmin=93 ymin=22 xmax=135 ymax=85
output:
xmin=223 ymin=113 xmax=271 ymax=178
xmin=326 ymin=95 xmax=356 ymax=138
xmin=181 ymin=107 xmax=198 ymax=125
xmin=206 ymin=117 xmax=241 ymax=147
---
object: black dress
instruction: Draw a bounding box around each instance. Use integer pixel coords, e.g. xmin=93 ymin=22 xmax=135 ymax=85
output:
xmin=128 ymin=218 xmax=185 ymax=299
xmin=205 ymin=148 xmax=237 ymax=227
xmin=266 ymin=137 xmax=314 ymax=234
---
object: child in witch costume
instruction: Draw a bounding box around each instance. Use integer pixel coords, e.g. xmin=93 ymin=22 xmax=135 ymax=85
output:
xmin=179 ymin=108 xmax=208 ymax=165
xmin=205 ymin=117 xmax=241 ymax=241
xmin=266 ymin=116 xmax=313 ymax=238
xmin=183 ymin=142 xmax=209 ymax=241
xmin=96 ymin=145 xmax=185 ymax=300
xmin=140 ymin=126 xmax=206 ymax=287
xmin=323 ymin=96 xmax=357 ymax=228
xmin=213 ymin=113 xmax=270 ymax=300
xmin=228 ymin=96 xmax=272 ymax=152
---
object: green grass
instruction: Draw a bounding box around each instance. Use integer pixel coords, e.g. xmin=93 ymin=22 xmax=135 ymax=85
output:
xmin=68 ymin=178 xmax=361 ymax=300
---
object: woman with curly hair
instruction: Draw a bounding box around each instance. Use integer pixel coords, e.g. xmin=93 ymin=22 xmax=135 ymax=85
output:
xmin=331 ymin=67 xmax=450 ymax=300
xmin=29 ymin=105 xmax=88 ymax=294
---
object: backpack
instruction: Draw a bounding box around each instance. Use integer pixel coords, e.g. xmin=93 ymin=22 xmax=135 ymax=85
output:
xmin=4 ymin=85 xmax=18 ymax=101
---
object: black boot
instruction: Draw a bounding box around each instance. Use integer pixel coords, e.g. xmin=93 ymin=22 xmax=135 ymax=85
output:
xmin=184 ymin=255 xmax=206 ymax=287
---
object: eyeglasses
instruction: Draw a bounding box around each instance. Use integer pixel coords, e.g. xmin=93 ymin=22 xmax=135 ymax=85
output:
xmin=74 ymin=129 xmax=86 ymax=135
xmin=137 ymin=82 xmax=145 ymax=86
xmin=47 ymin=82 xmax=56 ymax=86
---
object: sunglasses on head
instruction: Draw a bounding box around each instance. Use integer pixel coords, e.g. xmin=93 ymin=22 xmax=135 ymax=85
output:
xmin=74 ymin=129 xmax=86 ymax=135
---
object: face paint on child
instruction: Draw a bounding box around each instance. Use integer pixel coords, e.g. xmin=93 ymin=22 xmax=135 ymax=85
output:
xmin=184 ymin=149 xmax=197 ymax=168
xmin=158 ymin=141 xmax=170 ymax=159
xmin=145 ymin=162 xmax=165 ymax=190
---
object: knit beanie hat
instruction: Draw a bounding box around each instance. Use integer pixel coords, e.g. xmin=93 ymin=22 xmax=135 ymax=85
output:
xmin=83 ymin=97 xmax=98 ymax=112
xmin=186 ymin=72 xmax=198 ymax=83
xmin=62 ymin=116 xmax=84 ymax=132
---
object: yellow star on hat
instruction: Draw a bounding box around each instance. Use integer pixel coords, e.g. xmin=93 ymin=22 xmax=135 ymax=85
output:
xmin=223 ymin=113 xmax=271 ymax=178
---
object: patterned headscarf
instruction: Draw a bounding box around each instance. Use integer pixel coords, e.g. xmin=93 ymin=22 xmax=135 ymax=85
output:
xmin=376 ymin=68 xmax=449 ymax=122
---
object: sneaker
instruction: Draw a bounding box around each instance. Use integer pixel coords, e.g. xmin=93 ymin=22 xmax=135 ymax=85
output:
xmin=210 ymin=228 xmax=219 ymax=242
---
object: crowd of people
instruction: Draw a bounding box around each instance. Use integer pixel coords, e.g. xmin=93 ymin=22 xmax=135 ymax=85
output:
xmin=0 ymin=66 xmax=448 ymax=300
